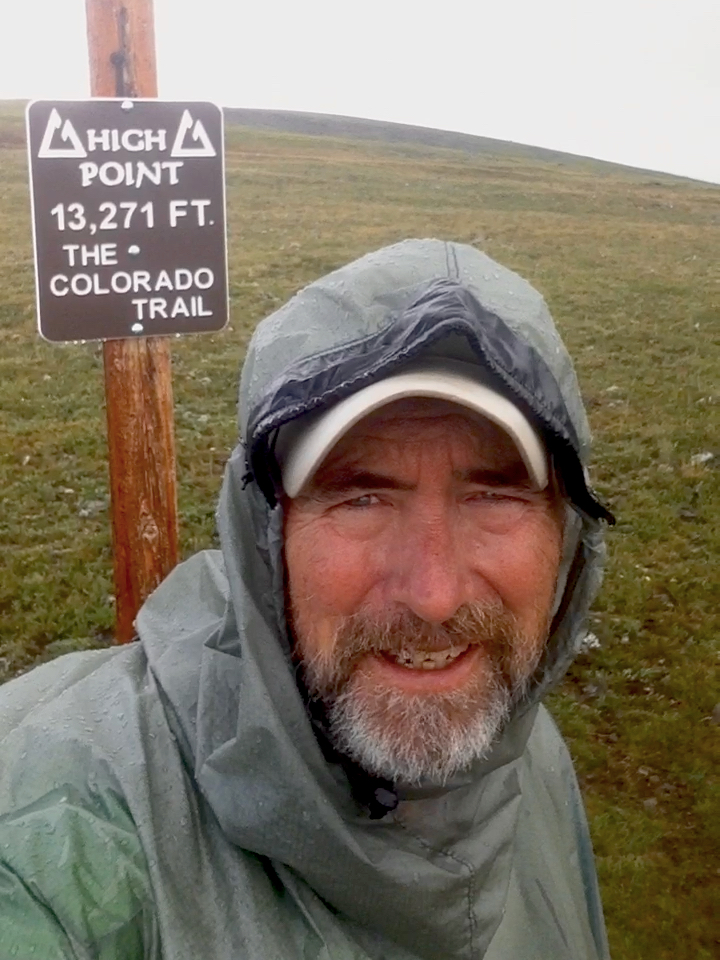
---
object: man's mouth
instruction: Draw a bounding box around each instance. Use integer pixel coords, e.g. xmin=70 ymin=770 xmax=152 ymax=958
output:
xmin=381 ymin=642 xmax=471 ymax=670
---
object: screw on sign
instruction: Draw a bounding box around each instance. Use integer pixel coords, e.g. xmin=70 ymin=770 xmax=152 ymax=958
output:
xmin=26 ymin=99 xmax=229 ymax=342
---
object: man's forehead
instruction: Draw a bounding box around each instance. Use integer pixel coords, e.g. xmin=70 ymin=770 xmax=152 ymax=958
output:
xmin=319 ymin=397 xmax=527 ymax=471
xmin=278 ymin=362 xmax=552 ymax=497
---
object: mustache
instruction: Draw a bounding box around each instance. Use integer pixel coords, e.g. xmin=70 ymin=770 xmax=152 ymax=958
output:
xmin=298 ymin=601 xmax=522 ymax=700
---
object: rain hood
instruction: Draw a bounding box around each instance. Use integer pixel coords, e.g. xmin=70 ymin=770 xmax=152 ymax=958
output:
xmin=0 ymin=240 xmax=611 ymax=960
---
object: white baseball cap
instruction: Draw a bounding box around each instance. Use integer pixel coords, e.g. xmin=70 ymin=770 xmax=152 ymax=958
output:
xmin=276 ymin=359 xmax=548 ymax=497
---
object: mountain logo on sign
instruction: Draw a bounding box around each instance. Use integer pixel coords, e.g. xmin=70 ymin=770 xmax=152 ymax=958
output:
xmin=170 ymin=110 xmax=216 ymax=158
xmin=38 ymin=108 xmax=88 ymax=159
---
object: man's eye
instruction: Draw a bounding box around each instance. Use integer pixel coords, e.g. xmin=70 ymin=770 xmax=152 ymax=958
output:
xmin=344 ymin=493 xmax=380 ymax=508
xmin=467 ymin=490 xmax=525 ymax=504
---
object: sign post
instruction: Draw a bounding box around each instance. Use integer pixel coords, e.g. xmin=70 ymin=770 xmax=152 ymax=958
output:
xmin=25 ymin=0 xmax=227 ymax=642
xmin=90 ymin=0 xmax=176 ymax=643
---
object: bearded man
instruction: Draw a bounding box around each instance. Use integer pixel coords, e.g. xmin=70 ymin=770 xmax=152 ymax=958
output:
xmin=0 ymin=239 xmax=613 ymax=959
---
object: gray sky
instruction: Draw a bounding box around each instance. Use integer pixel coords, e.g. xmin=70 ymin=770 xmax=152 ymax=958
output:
xmin=4 ymin=0 xmax=719 ymax=184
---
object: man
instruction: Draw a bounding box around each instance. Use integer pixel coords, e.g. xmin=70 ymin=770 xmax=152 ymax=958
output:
xmin=0 ymin=239 xmax=613 ymax=959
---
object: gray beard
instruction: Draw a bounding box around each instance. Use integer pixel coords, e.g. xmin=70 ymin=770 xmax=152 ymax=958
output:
xmin=329 ymin=669 xmax=513 ymax=785
xmin=297 ymin=602 xmax=543 ymax=785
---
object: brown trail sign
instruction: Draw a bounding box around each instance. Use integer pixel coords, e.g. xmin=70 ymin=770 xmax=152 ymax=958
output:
xmin=24 ymin=0 xmax=228 ymax=642
xmin=26 ymin=99 xmax=228 ymax=342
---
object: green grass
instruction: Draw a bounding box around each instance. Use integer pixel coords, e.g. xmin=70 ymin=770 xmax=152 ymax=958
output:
xmin=1 ymin=100 xmax=718 ymax=958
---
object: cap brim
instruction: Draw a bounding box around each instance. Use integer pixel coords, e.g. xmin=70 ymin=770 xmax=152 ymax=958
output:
xmin=278 ymin=360 xmax=548 ymax=497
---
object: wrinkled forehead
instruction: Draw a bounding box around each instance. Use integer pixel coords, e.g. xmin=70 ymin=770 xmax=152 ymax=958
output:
xmin=315 ymin=397 xmax=529 ymax=477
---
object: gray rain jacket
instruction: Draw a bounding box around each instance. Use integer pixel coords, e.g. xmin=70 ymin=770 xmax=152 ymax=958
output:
xmin=0 ymin=240 xmax=612 ymax=959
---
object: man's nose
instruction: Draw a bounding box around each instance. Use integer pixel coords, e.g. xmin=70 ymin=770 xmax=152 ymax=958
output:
xmin=391 ymin=512 xmax=470 ymax=623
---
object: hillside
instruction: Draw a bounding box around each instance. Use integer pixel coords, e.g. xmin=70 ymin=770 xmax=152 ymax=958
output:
xmin=223 ymin=106 xmax=696 ymax=182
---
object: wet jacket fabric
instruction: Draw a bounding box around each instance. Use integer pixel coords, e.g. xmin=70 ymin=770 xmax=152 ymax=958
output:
xmin=0 ymin=240 xmax=611 ymax=959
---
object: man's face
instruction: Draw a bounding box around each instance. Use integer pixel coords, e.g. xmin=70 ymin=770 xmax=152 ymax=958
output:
xmin=283 ymin=398 xmax=563 ymax=784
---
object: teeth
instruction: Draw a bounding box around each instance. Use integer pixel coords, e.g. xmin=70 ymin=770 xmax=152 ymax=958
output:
xmin=389 ymin=645 xmax=469 ymax=670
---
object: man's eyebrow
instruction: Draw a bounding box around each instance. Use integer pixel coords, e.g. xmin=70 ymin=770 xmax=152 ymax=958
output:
xmin=311 ymin=465 xmax=532 ymax=495
xmin=456 ymin=465 xmax=531 ymax=487
xmin=312 ymin=469 xmax=415 ymax=495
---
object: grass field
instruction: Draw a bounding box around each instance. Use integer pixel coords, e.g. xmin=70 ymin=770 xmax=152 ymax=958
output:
xmin=1 ymin=99 xmax=718 ymax=957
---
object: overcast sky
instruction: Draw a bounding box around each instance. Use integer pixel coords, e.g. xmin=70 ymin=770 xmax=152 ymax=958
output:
xmin=3 ymin=0 xmax=719 ymax=184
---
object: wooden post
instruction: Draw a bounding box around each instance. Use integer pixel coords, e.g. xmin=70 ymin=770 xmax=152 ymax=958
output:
xmin=85 ymin=0 xmax=179 ymax=642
